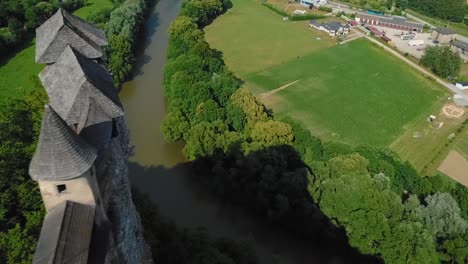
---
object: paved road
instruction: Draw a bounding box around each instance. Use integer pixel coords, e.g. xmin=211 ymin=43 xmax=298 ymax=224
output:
xmin=365 ymin=35 xmax=464 ymax=97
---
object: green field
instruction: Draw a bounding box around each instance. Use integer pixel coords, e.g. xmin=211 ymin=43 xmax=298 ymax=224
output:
xmin=246 ymin=40 xmax=445 ymax=146
xmin=0 ymin=0 xmax=113 ymax=101
xmin=204 ymin=0 xmax=335 ymax=76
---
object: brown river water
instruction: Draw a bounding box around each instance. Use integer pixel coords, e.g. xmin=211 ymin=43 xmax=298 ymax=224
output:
xmin=119 ymin=0 xmax=355 ymax=263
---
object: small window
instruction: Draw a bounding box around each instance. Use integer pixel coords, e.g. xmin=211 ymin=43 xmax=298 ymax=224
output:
xmin=57 ymin=184 xmax=67 ymax=194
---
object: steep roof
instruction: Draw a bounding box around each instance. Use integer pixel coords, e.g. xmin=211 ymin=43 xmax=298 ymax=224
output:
xmin=39 ymin=46 xmax=124 ymax=132
xmin=36 ymin=8 xmax=108 ymax=64
xmin=357 ymin=13 xmax=423 ymax=29
xmin=434 ymin=27 xmax=455 ymax=35
xmin=29 ymin=105 xmax=98 ymax=181
xmin=33 ymin=201 xmax=95 ymax=264
xmin=453 ymin=39 xmax=468 ymax=51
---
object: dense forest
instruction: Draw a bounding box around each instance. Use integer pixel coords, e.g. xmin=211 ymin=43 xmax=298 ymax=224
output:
xmin=0 ymin=0 xmax=85 ymax=58
xmin=162 ymin=0 xmax=468 ymax=263
xmin=0 ymin=79 xmax=46 ymax=264
xmin=407 ymin=0 xmax=467 ymax=23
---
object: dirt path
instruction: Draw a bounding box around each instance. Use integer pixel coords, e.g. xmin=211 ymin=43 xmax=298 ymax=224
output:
xmin=258 ymin=79 xmax=301 ymax=100
xmin=438 ymin=150 xmax=468 ymax=187
xmin=339 ymin=31 xmax=364 ymax=45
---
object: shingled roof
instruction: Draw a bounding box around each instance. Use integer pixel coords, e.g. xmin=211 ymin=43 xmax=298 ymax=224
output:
xmin=39 ymin=46 xmax=124 ymax=132
xmin=33 ymin=201 xmax=95 ymax=264
xmin=29 ymin=105 xmax=98 ymax=181
xmin=36 ymin=8 xmax=108 ymax=64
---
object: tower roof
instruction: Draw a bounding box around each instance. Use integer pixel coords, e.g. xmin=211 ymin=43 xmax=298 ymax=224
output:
xmin=35 ymin=8 xmax=108 ymax=64
xmin=39 ymin=46 xmax=124 ymax=132
xmin=33 ymin=201 xmax=95 ymax=264
xmin=29 ymin=105 xmax=98 ymax=181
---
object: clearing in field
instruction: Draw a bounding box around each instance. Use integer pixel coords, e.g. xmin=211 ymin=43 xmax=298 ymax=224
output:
xmin=204 ymin=0 xmax=334 ymax=76
xmin=247 ymin=39 xmax=446 ymax=146
xmin=438 ymin=151 xmax=468 ymax=187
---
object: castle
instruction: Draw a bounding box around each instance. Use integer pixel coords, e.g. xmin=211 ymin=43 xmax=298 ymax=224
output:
xmin=29 ymin=9 xmax=150 ymax=264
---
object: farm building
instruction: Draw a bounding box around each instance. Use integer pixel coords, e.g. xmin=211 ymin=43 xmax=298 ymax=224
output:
xmin=356 ymin=14 xmax=423 ymax=32
xmin=367 ymin=26 xmax=383 ymax=37
xmin=431 ymin=28 xmax=455 ymax=44
xmin=454 ymin=94 xmax=468 ymax=106
xmin=309 ymin=20 xmax=349 ymax=36
xmin=452 ymin=39 xmax=468 ymax=60
xmin=298 ymin=0 xmax=327 ymax=7
xmin=455 ymin=82 xmax=468 ymax=91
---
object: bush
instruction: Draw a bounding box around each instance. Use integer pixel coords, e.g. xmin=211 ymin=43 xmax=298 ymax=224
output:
xmin=318 ymin=6 xmax=332 ymax=12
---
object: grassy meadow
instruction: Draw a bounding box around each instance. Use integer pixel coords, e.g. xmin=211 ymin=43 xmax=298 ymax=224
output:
xmin=247 ymin=40 xmax=445 ymax=146
xmin=0 ymin=0 xmax=113 ymax=102
xmin=205 ymin=0 xmax=457 ymax=173
xmin=204 ymin=0 xmax=335 ymax=76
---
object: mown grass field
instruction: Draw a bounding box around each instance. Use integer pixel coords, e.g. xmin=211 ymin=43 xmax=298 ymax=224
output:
xmin=204 ymin=0 xmax=335 ymax=76
xmin=246 ymin=40 xmax=445 ymax=146
xmin=0 ymin=0 xmax=112 ymax=102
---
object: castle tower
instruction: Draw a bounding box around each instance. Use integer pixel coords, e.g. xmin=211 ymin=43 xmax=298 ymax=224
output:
xmin=39 ymin=45 xmax=124 ymax=136
xmin=29 ymin=105 xmax=100 ymax=212
xmin=35 ymin=8 xmax=108 ymax=64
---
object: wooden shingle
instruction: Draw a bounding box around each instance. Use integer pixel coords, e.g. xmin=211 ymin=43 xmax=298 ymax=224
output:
xmin=39 ymin=46 xmax=124 ymax=133
xmin=29 ymin=105 xmax=97 ymax=181
xmin=33 ymin=201 xmax=95 ymax=264
xmin=36 ymin=8 xmax=108 ymax=64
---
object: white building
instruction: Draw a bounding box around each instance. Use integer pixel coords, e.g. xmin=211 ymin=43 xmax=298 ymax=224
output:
xmin=309 ymin=20 xmax=349 ymax=36
xmin=299 ymin=0 xmax=328 ymax=7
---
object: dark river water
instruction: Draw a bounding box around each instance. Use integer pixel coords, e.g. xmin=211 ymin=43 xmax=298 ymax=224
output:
xmin=119 ymin=0 xmax=351 ymax=263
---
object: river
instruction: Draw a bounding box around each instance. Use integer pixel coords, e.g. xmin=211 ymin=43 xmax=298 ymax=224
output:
xmin=119 ymin=0 xmax=350 ymax=263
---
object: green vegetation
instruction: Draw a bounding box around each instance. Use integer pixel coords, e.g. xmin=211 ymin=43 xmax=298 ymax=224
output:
xmin=406 ymin=9 xmax=468 ymax=37
xmin=204 ymin=0 xmax=334 ymax=76
xmin=407 ymin=0 xmax=466 ymax=23
xmin=0 ymin=0 xmax=85 ymax=58
xmin=163 ymin=0 xmax=468 ymax=263
xmin=420 ymin=45 xmax=462 ymax=79
xmin=246 ymin=40 xmax=444 ymax=146
xmin=0 ymin=43 xmax=43 ymax=100
xmin=73 ymin=0 xmax=113 ymax=18
xmin=0 ymin=79 xmax=47 ymax=264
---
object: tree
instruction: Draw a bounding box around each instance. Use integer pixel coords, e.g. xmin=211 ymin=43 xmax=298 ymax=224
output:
xmin=250 ymin=120 xmax=294 ymax=149
xmin=395 ymin=0 xmax=408 ymax=9
xmin=420 ymin=46 xmax=461 ymax=79
xmin=180 ymin=0 xmax=224 ymax=27
xmin=108 ymin=34 xmax=133 ymax=86
xmin=416 ymin=193 xmax=467 ymax=237
xmin=161 ymin=111 xmax=190 ymax=142
xmin=327 ymin=154 xmax=369 ymax=178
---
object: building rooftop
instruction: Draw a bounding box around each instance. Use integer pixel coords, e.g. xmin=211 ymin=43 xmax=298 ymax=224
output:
xmin=357 ymin=13 xmax=423 ymax=29
xmin=33 ymin=201 xmax=95 ymax=264
xmin=29 ymin=105 xmax=98 ymax=181
xmin=434 ymin=27 xmax=456 ymax=35
xmin=36 ymin=8 xmax=108 ymax=64
xmin=39 ymin=46 xmax=123 ymax=132
xmin=453 ymin=39 xmax=468 ymax=51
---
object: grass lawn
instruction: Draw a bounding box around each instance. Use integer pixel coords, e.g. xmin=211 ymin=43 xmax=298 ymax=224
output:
xmin=454 ymin=127 xmax=468 ymax=158
xmin=205 ymin=0 xmax=335 ymax=76
xmin=246 ymin=40 xmax=445 ymax=146
xmin=0 ymin=0 xmax=113 ymax=102
xmin=74 ymin=0 xmax=114 ymax=18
